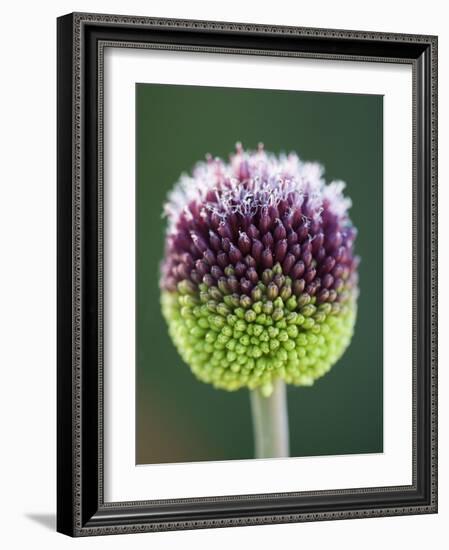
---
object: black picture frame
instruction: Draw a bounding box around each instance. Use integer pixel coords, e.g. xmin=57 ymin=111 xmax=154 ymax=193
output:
xmin=57 ymin=12 xmax=438 ymax=537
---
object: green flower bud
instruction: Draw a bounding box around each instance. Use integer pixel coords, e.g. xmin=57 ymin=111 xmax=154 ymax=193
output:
xmin=161 ymin=281 xmax=357 ymax=394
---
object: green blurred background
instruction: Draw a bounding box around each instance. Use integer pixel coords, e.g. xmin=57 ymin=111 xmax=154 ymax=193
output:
xmin=136 ymin=84 xmax=383 ymax=464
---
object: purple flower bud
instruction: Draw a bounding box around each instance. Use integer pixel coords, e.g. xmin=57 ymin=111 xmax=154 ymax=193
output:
xmin=247 ymin=224 xmax=260 ymax=239
xmin=238 ymin=232 xmax=251 ymax=255
xmin=274 ymin=221 xmax=287 ymax=241
xmin=282 ymin=253 xmax=296 ymax=274
xmin=240 ymin=278 xmax=252 ymax=295
xmin=262 ymin=248 xmax=274 ymax=268
xmin=316 ymin=246 xmax=327 ymax=262
xmin=229 ymin=243 xmax=242 ymax=264
xmin=252 ymin=239 xmax=263 ymax=262
xmin=332 ymin=264 xmax=344 ymax=278
xmin=190 ymin=270 xmax=202 ymax=284
xmin=195 ymin=259 xmax=209 ymax=277
xmin=260 ymin=212 xmax=271 ymax=234
xmin=221 ymin=237 xmax=231 ymax=252
xmin=211 ymin=265 xmax=223 ymax=280
xmin=273 ymin=273 xmax=285 ymax=288
xmin=180 ymin=252 xmax=194 ymax=268
xmin=287 ymin=230 xmax=298 ymax=247
xmin=203 ymin=249 xmax=216 ymax=266
xmin=268 ymin=205 xmax=279 ymax=220
xmin=302 ymin=242 xmax=313 ymax=259
xmin=326 ymin=231 xmax=343 ymax=252
xmin=275 ymin=239 xmax=288 ymax=263
xmin=191 ymin=232 xmax=208 ymax=253
xmin=208 ymin=230 xmax=221 ymax=251
xmin=173 ymin=233 xmax=191 ymax=252
xmin=291 ymin=261 xmax=305 ymax=279
xmin=322 ymin=273 xmax=334 ymax=289
xmin=305 ymin=282 xmax=319 ymax=296
xmin=247 ymin=267 xmax=259 ymax=284
xmin=312 ymin=232 xmax=324 ymax=253
xmin=203 ymin=273 xmax=214 ymax=287
xmin=334 ymin=278 xmax=344 ymax=291
xmin=304 ymin=267 xmax=317 ymax=283
xmin=262 ymin=232 xmax=274 ymax=249
xmin=335 ymin=245 xmax=346 ymax=263
xmin=176 ymin=263 xmax=190 ymax=280
xmin=302 ymin=251 xmax=313 ymax=267
xmin=317 ymin=288 xmax=330 ymax=303
xmin=291 ymin=243 xmax=301 ymax=258
xmin=297 ymin=223 xmax=309 ymax=242
xmin=217 ymin=221 xmax=232 ymax=239
xmin=291 ymin=209 xmax=302 ymax=229
xmin=244 ymin=255 xmax=256 ymax=269
xmin=320 ymin=256 xmax=336 ymax=274
xmin=217 ymin=252 xmax=229 ymax=268
xmin=235 ymin=261 xmax=247 ymax=277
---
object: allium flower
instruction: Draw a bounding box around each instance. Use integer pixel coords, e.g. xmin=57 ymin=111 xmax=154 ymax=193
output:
xmin=161 ymin=144 xmax=359 ymax=397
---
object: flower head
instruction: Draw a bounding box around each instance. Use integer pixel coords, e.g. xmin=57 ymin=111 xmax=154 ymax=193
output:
xmin=160 ymin=144 xmax=359 ymax=396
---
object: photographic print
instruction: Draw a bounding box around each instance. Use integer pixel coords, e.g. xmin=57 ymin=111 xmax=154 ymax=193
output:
xmin=135 ymin=84 xmax=383 ymax=465
xmin=57 ymin=14 xmax=437 ymax=535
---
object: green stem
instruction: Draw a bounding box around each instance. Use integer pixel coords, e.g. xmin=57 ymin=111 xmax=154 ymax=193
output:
xmin=250 ymin=380 xmax=290 ymax=459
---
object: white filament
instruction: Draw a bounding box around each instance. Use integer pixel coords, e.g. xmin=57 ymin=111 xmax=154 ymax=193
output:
xmin=163 ymin=147 xmax=351 ymax=234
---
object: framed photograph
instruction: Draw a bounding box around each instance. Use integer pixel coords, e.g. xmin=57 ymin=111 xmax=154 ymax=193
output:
xmin=57 ymin=12 xmax=438 ymax=536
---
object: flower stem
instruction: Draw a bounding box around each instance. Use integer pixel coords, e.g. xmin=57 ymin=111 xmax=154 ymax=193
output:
xmin=250 ymin=380 xmax=290 ymax=459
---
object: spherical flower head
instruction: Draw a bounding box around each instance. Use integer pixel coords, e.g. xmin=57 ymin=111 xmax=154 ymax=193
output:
xmin=160 ymin=144 xmax=359 ymax=396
